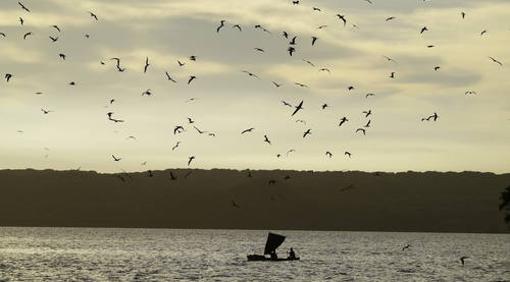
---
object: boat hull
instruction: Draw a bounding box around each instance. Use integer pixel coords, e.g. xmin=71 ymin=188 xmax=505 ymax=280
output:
xmin=247 ymin=254 xmax=300 ymax=261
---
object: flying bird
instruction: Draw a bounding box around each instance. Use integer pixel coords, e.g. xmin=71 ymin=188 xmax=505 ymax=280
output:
xmin=390 ymin=72 xmax=395 ymax=78
xmin=23 ymin=32 xmax=32 ymax=40
xmin=488 ymin=57 xmax=503 ymax=66
xmin=165 ymin=72 xmax=177 ymax=83
xmin=177 ymin=60 xmax=185 ymax=67
xmin=322 ymin=103 xmax=329 ymax=110
xmin=187 ymin=156 xmax=195 ymax=166
xmin=461 ymin=12 xmax=466 ymax=19
xmin=41 ymin=108 xmax=53 ymax=114
xmin=188 ymin=76 xmax=197 ymax=85
xmin=264 ymin=135 xmax=271 ymax=145
xmin=232 ymin=24 xmax=242 ymax=31
xmin=189 ymin=56 xmax=197 ymax=61
xmin=174 ymin=126 xmax=184 ymax=135
xmin=49 ymin=36 xmax=58 ymax=42
xmin=19 ymin=17 xmax=24 ymax=26
xmin=366 ymin=93 xmax=375 ymax=98
xmin=241 ymin=128 xmax=255 ymax=134
xmin=143 ymin=57 xmax=150 ymax=73
xmin=5 ymin=73 xmax=13 ymax=82
xmin=434 ymin=66 xmax=441 ymax=71
xmin=336 ymin=14 xmax=347 ymax=26
xmin=295 ymin=82 xmax=308 ymax=88
xmin=172 ymin=141 xmax=181 ymax=151
xmin=325 ymin=151 xmax=333 ymax=158
xmin=339 ymin=117 xmax=348 ymax=126
xmin=242 ymin=70 xmax=259 ymax=78
xmin=480 ymin=30 xmax=487 ymax=36
xmin=460 ymin=256 xmax=469 ymax=266
xmin=282 ymin=100 xmax=292 ymax=107
xmin=356 ymin=128 xmax=366 ymax=135
xmin=288 ymin=46 xmax=295 ymax=56
xmin=289 ymin=36 xmax=297 ymax=45
xmin=88 ymin=11 xmax=98 ymax=21
xmin=272 ymin=81 xmax=282 ymax=88
xmin=142 ymin=89 xmax=152 ymax=96
xmin=217 ymin=20 xmax=225 ymax=32
xmin=303 ymin=60 xmax=315 ymax=67
xmin=291 ymin=100 xmax=304 ymax=116
xmin=51 ymin=25 xmax=61 ymax=32
xmin=311 ymin=36 xmax=318 ymax=46
xmin=59 ymin=53 xmax=66 ymax=60
xmin=345 ymin=151 xmax=352 ymax=158
xmin=112 ymin=155 xmax=121 ymax=162
xmin=193 ymin=126 xmax=206 ymax=134
xmin=254 ymin=48 xmax=265 ymax=53
xmin=383 ymin=56 xmax=397 ymax=63
xmin=18 ymin=2 xmax=30 ymax=12
xmin=402 ymin=244 xmax=411 ymax=251
xmin=303 ymin=129 xmax=312 ymax=138
xmin=386 ymin=16 xmax=396 ymax=21
xmin=363 ymin=110 xmax=372 ymax=118
xmin=420 ymin=26 xmax=428 ymax=34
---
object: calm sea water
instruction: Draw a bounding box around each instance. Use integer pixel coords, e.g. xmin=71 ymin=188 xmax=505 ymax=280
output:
xmin=0 ymin=227 xmax=508 ymax=281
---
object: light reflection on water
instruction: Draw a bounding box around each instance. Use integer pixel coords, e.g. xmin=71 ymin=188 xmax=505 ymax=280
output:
xmin=0 ymin=227 xmax=508 ymax=281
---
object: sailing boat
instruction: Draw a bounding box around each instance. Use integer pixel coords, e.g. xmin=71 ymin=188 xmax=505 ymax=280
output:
xmin=247 ymin=232 xmax=300 ymax=261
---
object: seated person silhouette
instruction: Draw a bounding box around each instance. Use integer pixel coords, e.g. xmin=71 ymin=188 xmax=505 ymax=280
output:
xmin=288 ymin=248 xmax=296 ymax=259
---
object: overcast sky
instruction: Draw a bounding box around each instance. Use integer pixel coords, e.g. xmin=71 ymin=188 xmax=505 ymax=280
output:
xmin=0 ymin=0 xmax=509 ymax=173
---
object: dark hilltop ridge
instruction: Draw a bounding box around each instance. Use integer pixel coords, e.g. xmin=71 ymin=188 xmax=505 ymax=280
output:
xmin=0 ymin=169 xmax=509 ymax=233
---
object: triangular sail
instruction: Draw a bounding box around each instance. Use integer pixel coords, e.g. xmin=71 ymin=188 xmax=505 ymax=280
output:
xmin=263 ymin=232 xmax=286 ymax=255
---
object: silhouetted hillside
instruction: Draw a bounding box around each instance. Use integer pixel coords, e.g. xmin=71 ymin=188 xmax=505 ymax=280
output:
xmin=0 ymin=169 xmax=508 ymax=233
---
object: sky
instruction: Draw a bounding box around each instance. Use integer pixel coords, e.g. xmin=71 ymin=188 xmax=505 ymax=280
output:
xmin=0 ymin=0 xmax=509 ymax=173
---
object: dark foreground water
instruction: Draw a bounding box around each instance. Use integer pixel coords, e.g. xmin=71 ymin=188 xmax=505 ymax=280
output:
xmin=0 ymin=227 xmax=508 ymax=281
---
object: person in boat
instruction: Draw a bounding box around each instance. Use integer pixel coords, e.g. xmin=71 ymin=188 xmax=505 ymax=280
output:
xmin=288 ymin=248 xmax=296 ymax=259
xmin=270 ymin=250 xmax=278 ymax=260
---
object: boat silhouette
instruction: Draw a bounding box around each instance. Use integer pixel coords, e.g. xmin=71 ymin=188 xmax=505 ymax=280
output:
xmin=247 ymin=232 xmax=300 ymax=261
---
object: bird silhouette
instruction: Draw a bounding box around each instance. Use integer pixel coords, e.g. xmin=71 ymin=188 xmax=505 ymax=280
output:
xmin=420 ymin=26 xmax=428 ymax=34
xmin=366 ymin=93 xmax=375 ymax=98
xmin=165 ymin=72 xmax=177 ymax=83
xmin=51 ymin=25 xmax=61 ymax=32
xmin=188 ymin=76 xmax=197 ymax=85
xmin=292 ymin=100 xmax=304 ymax=116
xmin=363 ymin=110 xmax=372 ymax=118
xmin=288 ymin=36 xmax=297 ymax=46
xmin=172 ymin=141 xmax=181 ymax=151
xmin=336 ymin=14 xmax=347 ymax=26
xmin=232 ymin=24 xmax=242 ymax=31
xmin=311 ymin=36 xmax=318 ymax=46
xmin=322 ymin=103 xmax=329 ymax=110
xmin=177 ymin=60 xmax=185 ymax=67
xmin=325 ymin=151 xmax=333 ymax=158
xmin=364 ymin=120 xmax=371 ymax=128
xmin=303 ymin=60 xmax=315 ymax=67
xmin=390 ymin=72 xmax=395 ymax=78
xmin=19 ymin=17 xmax=24 ymax=26
xmin=434 ymin=66 xmax=441 ymax=71
xmin=143 ymin=57 xmax=150 ymax=73
xmin=272 ymin=81 xmax=282 ymax=88
xmin=402 ymin=244 xmax=411 ymax=251
xmin=282 ymin=100 xmax=292 ymax=107
xmin=174 ymin=126 xmax=184 ymax=134
xmin=313 ymin=7 xmax=321 ymax=11
xmin=254 ymin=48 xmax=265 ymax=53
xmin=242 ymin=70 xmax=259 ymax=78
xmin=295 ymin=82 xmax=308 ymax=88
xmin=264 ymin=135 xmax=271 ymax=145
xmin=461 ymin=12 xmax=466 ymax=19
xmin=142 ymin=89 xmax=152 ymax=96
xmin=356 ymin=128 xmax=366 ymax=135
xmin=339 ymin=117 xmax=349 ymax=126
xmin=5 ymin=73 xmax=13 ymax=82
xmin=460 ymin=256 xmax=469 ymax=266
xmin=189 ymin=56 xmax=197 ymax=61
xmin=488 ymin=57 xmax=503 ymax=66
xmin=18 ymin=1 xmax=30 ymax=12
xmin=59 ymin=53 xmax=66 ymax=60
xmin=112 ymin=155 xmax=121 ymax=162
xmin=288 ymin=46 xmax=296 ymax=56
xmin=345 ymin=151 xmax=352 ymax=158
xmin=217 ymin=20 xmax=225 ymax=32
xmin=386 ymin=16 xmax=396 ymax=21
xmin=187 ymin=156 xmax=195 ymax=166
xmin=23 ymin=32 xmax=32 ymax=40
xmin=303 ymin=129 xmax=312 ymax=138
xmin=49 ymin=36 xmax=58 ymax=42
xmin=88 ymin=11 xmax=98 ymax=21
xmin=193 ymin=126 xmax=206 ymax=134
xmin=481 ymin=30 xmax=487 ymax=36
xmin=41 ymin=108 xmax=53 ymax=114
xmin=241 ymin=128 xmax=255 ymax=134
xmin=0 ymin=32 xmax=5 ymax=38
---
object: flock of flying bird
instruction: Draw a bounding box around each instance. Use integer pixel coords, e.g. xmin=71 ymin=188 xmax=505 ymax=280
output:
xmin=1 ymin=0 xmax=505 ymax=179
